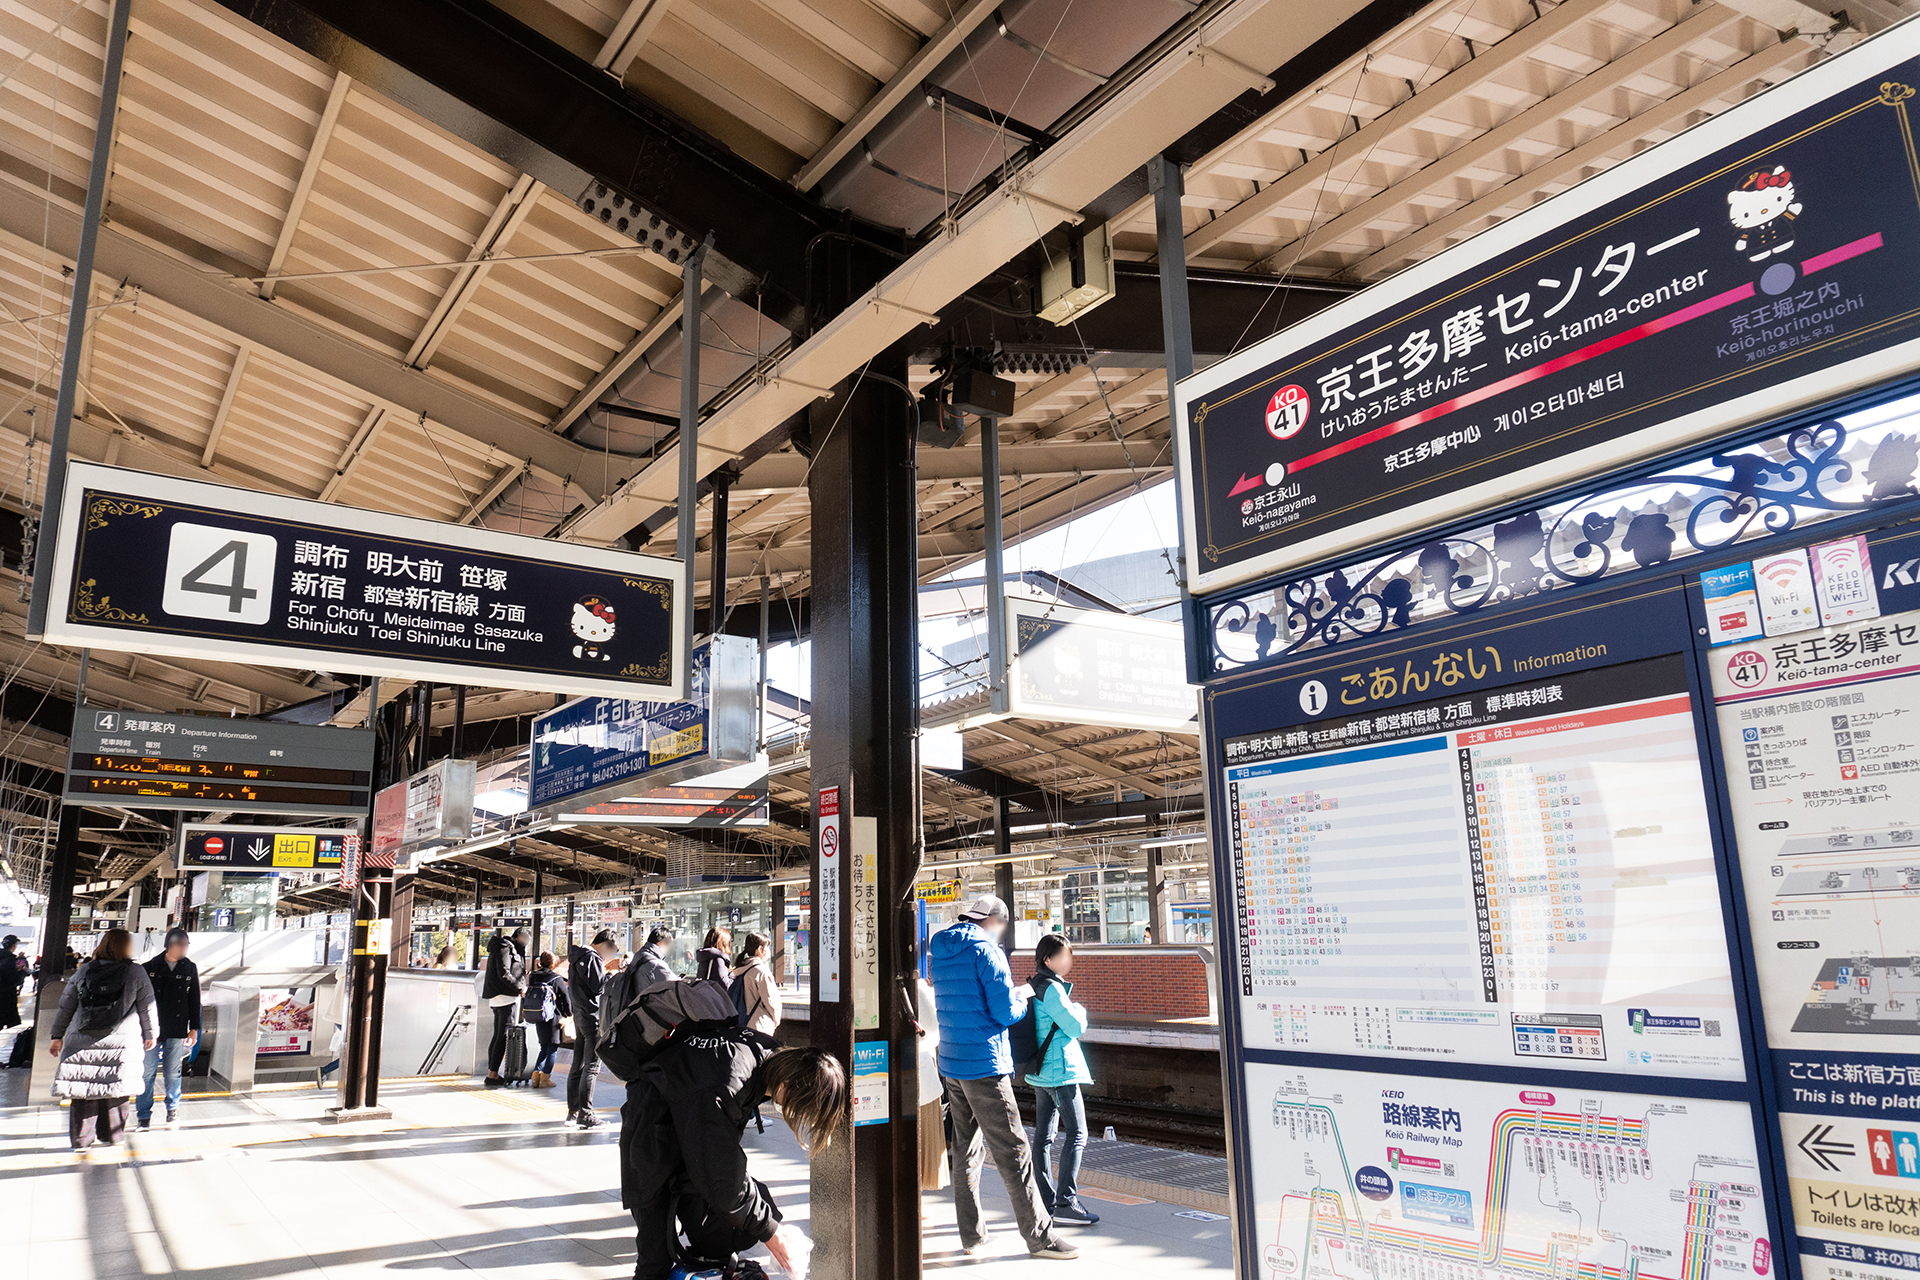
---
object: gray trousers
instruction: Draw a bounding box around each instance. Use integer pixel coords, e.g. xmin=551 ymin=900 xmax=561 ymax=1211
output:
xmin=944 ymin=1074 xmax=1060 ymax=1253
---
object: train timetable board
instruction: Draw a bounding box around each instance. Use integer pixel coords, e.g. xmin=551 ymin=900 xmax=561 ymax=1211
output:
xmin=66 ymin=708 xmax=373 ymax=817
xmin=1221 ymin=650 xmax=1741 ymax=1080
xmin=1243 ymin=1062 xmax=1773 ymax=1280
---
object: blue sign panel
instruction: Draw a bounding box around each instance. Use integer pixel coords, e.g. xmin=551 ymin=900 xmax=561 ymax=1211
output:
xmin=529 ymin=642 xmax=720 ymax=810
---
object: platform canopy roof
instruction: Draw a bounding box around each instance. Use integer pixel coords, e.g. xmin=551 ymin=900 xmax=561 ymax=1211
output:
xmin=0 ymin=0 xmax=1894 ymax=902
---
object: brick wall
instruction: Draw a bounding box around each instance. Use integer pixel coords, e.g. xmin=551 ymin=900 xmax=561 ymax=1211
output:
xmin=1007 ymin=949 xmax=1211 ymax=1021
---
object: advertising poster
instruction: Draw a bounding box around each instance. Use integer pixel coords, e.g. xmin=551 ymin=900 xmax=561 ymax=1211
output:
xmin=1222 ymin=654 xmax=1742 ymax=1079
xmin=258 ymin=986 xmax=316 ymax=1056
xmin=1242 ymin=1062 xmax=1772 ymax=1280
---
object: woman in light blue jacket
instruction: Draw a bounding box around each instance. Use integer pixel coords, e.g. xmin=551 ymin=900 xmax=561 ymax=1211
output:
xmin=1025 ymin=934 xmax=1099 ymax=1227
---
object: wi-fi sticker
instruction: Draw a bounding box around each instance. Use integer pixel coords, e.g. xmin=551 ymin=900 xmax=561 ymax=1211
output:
xmin=1762 ymin=562 xmax=1801 ymax=588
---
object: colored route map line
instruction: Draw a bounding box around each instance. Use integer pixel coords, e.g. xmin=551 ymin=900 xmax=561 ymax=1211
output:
xmin=1267 ymin=1100 xmax=1754 ymax=1280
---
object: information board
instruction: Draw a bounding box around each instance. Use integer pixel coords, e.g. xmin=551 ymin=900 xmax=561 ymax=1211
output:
xmin=1222 ymin=653 xmax=1740 ymax=1079
xmin=1176 ymin=26 xmax=1920 ymax=592
xmin=1704 ymin=537 xmax=1920 ymax=1280
xmin=67 ymin=708 xmax=372 ymax=817
xmin=42 ymin=462 xmax=686 ymax=700
xmin=1242 ymin=1062 xmax=1773 ymax=1280
xmin=1007 ymin=599 xmax=1197 ymax=732
xmin=528 ymin=637 xmax=757 ymax=811
xmin=1709 ymin=604 xmax=1920 ymax=1055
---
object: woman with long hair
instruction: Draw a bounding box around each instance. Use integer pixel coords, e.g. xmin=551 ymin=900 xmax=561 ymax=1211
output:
xmin=694 ymin=925 xmax=733 ymax=987
xmin=621 ymin=1033 xmax=847 ymax=1280
xmin=49 ymin=928 xmax=157 ymax=1155
xmin=728 ymin=932 xmax=782 ymax=1035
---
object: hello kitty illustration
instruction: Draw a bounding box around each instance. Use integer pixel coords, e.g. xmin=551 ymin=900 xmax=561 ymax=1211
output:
xmin=1727 ymin=166 xmax=1801 ymax=262
xmin=571 ymin=595 xmax=616 ymax=661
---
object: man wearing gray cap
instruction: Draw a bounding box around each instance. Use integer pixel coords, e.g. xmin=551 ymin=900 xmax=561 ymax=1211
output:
xmin=928 ymin=894 xmax=1078 ymax=1260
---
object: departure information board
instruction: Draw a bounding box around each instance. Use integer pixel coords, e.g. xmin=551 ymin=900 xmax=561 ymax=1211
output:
xmin=1222 ymin=654 xmax=1742 ymax=1079
xmin=65 ymin=708 xmax=373 ymax=817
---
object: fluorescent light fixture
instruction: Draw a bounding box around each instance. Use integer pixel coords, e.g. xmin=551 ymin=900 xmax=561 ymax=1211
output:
xmin=1139 ymin=835 xmax=1207 ymax=849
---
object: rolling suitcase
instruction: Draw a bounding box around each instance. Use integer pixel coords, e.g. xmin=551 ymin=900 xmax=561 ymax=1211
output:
xmin=501 ymin=1020 xmax=535 ymax=1086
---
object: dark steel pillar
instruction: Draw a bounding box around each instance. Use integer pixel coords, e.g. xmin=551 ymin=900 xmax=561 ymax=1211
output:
xmin=25 ymin=0 xmax=130 ymax=637
xmin=333 ymin=682 xmax=395 ymax=1120
xmin=1147 ymin=847 xmax=1168 ymax=945
xmin=470 ymin=876 xmax=483 ymax=970
xmin=1149 ymin=153 xmax=1206 ymax=684
xmin=808 ymin=361 xmax=921 ymax=1280
xmin=451 ymin=685 xmax=466 ymax=759
xmin=532 ymin=863 xmax=544 ymax=960
xmin=709 ymin=466 xmax=731 ymax=631
xmin=994 ymin=796 xmax=1015 ymax=956
xmin=37 ymin=652 xmax=91 ymax=1015
xmin=770 ymin=883 xmax=787 ymax=984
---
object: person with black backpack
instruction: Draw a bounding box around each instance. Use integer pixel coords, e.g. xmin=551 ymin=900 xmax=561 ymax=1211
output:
xmin=481 ymin=928 xmax=530 ymax=1088
xmin=522 ymin=950 xmax=570 ymax=1089
xmin=622 ymin=1025 xmax=846 ymax=1280
xmin=49 ymin=928 xmax=157 ymax=1155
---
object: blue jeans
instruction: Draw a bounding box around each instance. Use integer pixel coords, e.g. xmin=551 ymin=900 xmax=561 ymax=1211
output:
xmin=138 ymin=1038 xmax=188 ymax=1122
xmin=1033 ymin=1083 xmax=1088 ymax=1212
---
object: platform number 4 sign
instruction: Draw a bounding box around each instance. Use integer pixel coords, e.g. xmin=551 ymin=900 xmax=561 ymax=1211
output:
xmin=161 ymin=522 xmax=277 ymax=625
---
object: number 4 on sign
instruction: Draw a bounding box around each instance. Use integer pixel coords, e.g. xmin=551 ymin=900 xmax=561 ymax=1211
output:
xmin=161 ymin=523 xmax=278 ymax=626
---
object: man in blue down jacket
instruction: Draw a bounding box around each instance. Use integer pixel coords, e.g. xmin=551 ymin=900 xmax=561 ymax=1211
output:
xmin=928 ymin=894 xmax=1078 ymax=1261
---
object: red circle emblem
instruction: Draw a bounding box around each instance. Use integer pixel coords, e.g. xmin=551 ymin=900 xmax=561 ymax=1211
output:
xmin=1265 ymin=385 xmax=1310 ymax=440
xmin=205 ymin=837 xmax=224 ymax=856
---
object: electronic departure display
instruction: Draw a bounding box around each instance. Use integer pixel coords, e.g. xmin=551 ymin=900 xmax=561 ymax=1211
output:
xmin=63 ymin=708 xmax=373 ymax=817
xmin=77 ymin=777 xmax=369 ymax=808
xmin=73 ymin=754 xmax=369 ymax=787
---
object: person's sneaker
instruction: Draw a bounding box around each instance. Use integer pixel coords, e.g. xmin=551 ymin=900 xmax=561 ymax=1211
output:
xmin=563 ymin=1109 xmax=579 ymax=1125
xmin=165 ymin=1108 xmax=178 ymax=1128
xmin=577 ymin=1110 xmax=602 ymax=1129
xmin=1053 ymin=1204 xmax=1100 ymax=1227
xmin=135 ymin=1116 xmax=151 ymax=1132
xmin=961 ymin=1238 xmax=991 ymax=1256
xmin=483 ymin=1075 xmax=506 ymax=1088
xmin=1032 ymin=1242 xmax=1081 ymax=1260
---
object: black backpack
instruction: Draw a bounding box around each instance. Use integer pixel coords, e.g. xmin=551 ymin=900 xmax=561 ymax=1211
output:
xmin=1008 ymin=981 xmax=1059 ymax=1077
xmin=75 ymin=961 xmax=128 ymax=1035
xmin=521 ymin=975 xmax=556 ymax=1022
xmin=596 ymin=971 xmax=738 ymax=1082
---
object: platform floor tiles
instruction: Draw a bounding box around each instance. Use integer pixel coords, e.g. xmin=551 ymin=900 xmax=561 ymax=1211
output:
xmin=0 ymin=1060 xmax=1233 ymax=1280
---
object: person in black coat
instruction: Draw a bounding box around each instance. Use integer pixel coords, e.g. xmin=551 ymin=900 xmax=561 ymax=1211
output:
xmin=621 ymin=1032 xmax=845 ymax=1280
xmin=565 ymin=930 xmax=619 ymax=1128
xmin=137 ymin=929 xmax=201 ymax=1128
xmin=0 ymin=935 xmax=23 ymax=1029
xmin=481 ymin=928 xmax=529 ymax=1088
xmin=693 ymin=926 xmax=733 ymax=988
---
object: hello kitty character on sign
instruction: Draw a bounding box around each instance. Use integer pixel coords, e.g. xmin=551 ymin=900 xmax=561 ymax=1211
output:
xmin=571 ymin=594 xmax=617 ymax=662
xmin=1726 ymin=165 xmax=1801 ymax=262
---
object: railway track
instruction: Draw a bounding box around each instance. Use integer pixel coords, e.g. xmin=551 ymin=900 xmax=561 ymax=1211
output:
xmin=1017 ymin=1093 xmax=1227 ymax=1155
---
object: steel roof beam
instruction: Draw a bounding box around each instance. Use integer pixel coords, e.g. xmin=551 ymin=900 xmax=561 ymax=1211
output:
xmin=209 ymin=0 xmax=891 ymax=331
xmin=0 ymin=178 xmax=613 ymax=502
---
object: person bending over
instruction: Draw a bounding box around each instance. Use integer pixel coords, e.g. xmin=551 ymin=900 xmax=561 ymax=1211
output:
xmin=622 ymin=1033 xmax=846 ymax=1280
